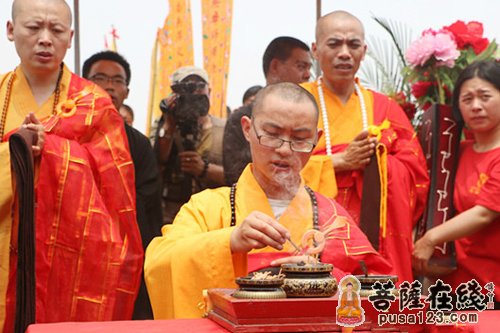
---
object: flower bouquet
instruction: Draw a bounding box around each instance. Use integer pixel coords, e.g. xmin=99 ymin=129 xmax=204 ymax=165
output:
xmin=406 ymin=21 xmax=497 ymax=276
xmin=405 ymin=20 xmax=497 ymax=112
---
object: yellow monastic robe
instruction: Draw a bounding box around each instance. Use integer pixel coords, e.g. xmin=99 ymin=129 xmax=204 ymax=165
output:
xmin=145 ymin=165 xmax=314 ymax=319
xmin=301 ymin=155 xmax=337 ymax=198
xmin=302 ymin=80 xmax=375 ymax=151
xmin=145 ymin=164 xmax=393 ymax=319
xmin=301 ymin=79 xmax=429 ymax=284
xmin=299 ymin=79 xmax=376 ymax=200
xmin=0 ymin=67 xmax=70 ymax=328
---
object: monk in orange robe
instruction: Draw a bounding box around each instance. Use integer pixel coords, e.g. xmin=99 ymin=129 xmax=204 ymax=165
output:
xmin=301 ymin=11 xmax=429 ymax=284
xmin=0 ymin=1 xmax=142 ymax=331
xmin=145 ymin=83 xmax=392 ymax=319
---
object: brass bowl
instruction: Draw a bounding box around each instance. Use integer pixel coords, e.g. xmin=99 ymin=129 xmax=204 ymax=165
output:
xmin=232 ymin=276 xmax=286 ymax=299
xmin=355 ymin=275 xmax=399 ymax=297
xmin=281 ymin=263 xmax=337 ymax=298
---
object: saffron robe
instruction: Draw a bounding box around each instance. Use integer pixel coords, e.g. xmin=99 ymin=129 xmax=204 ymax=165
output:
xmin=301 ymin=80 xmax=429 ymax=284
xmin=446 ymin=141 xmax=500 ymax=301
xmin=0 ymin=66 xmax=143 ymax=332
xmin=144 ymin=165 xmax=392 ymax=319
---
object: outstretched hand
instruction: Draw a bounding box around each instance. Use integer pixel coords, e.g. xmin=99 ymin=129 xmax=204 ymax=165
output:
xmin=230 ymin=211 xmax=290 ymax=254
xmin=333 ymin=130 xmax=377 ymax=172
xmin=21 ymin=112 xmax=45 ymax=157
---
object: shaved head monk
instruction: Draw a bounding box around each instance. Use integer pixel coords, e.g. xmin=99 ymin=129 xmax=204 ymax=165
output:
xmin=301 ymin=10 xmax=429 ymax=284
xmin=145 ymin=83 xmax=392 ymax=319
xmin=0 ymin=1 xmax=142 ymax=331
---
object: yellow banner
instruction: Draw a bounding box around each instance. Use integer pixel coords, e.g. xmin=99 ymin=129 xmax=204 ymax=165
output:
xmin=202 ymin=0 xmax=233 ymax=118
xmin=146 ymin=0 xmax=194 ymax=135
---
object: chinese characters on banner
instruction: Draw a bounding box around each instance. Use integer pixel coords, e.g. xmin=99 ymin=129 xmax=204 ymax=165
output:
xmin=147 ymin=0 xmax=234 ymax=133
xmin=202 ymin=0 xmax=233 ymax=118
xmin=147 ymin=0 xmax=194 ymax=135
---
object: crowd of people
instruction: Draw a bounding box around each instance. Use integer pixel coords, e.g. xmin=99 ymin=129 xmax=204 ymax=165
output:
xmin=0 ymin=0 xmax=498 ymax=331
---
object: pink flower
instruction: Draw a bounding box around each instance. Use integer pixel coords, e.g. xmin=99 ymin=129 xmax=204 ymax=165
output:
xmin=404 ymin=19 xmax=496 ymax=110
xmin=432 ymin=32 xmax=460 ymax=67
xmin=406 ymin=31 xmax=459 ymax=67
xmin=406 ymin=33 xmax=435 ymax=66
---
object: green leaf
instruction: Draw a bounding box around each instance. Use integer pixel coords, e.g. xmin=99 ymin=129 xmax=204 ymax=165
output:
xmin=475 ymin=39 xmax=498 ymax=61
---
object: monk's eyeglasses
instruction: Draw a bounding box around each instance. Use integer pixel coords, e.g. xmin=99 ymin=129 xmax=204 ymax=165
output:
xmin=251 ymin=120 xmax=316 ymax=153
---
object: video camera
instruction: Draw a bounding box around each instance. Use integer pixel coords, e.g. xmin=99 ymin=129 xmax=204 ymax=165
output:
xmin=159 ymin=81 xmax=210 ymax=151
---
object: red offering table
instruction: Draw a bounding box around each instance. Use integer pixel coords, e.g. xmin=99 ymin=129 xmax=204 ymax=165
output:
xmin=207 ymin=289 xmax=422 ymax=332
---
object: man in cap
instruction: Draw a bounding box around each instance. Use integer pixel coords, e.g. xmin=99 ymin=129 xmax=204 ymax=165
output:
xmin=154 ymin=66 xmax=226 ymax=224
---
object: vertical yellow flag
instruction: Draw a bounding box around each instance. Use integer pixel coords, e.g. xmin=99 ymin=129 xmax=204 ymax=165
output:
xmin=146 ymin=0 xmax=194 ymax=135
xmin=202 ymin=0 xmax=233 ymax=118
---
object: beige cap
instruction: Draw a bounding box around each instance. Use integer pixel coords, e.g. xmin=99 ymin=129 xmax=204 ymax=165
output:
xmin=171 ymin=66 xmax=209 ymax=84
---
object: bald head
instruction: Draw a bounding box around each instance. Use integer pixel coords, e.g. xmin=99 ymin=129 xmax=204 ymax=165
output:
xmin=12 ymin=0 xmax=72 ymax=25
xmin=8 ymin=0 xmax=74 ymax=77
xmin=315 ymin=10 xmax=365 ymax=43
xmin=252 ymin=82 xmax=319 ymax=122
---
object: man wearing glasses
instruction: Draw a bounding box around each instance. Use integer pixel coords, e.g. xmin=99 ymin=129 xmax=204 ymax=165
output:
xmin=145 ymin=83 xmax=392 ymax=319
xmin=82 ymin=51 xmax=163 ymax=319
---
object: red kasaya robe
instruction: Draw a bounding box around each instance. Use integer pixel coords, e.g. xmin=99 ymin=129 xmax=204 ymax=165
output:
xmin=0 ymin=66 xmax=143 ymax=331
xmin=302 ymin=80 xmax=429 ymax=284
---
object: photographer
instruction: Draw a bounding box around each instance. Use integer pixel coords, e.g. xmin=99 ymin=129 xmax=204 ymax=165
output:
xmin=154 ymin=66 xmax=226 ymax=224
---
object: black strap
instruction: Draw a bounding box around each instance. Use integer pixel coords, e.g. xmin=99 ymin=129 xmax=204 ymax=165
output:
xmin=359 ymin=154 xmax=381 ymax=250
xmin=9 ymin=129 xmax=37 ymax=333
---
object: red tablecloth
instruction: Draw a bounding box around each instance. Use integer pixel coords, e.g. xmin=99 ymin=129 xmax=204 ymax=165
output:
xmin=24 ymin=311 xmax=500 ymax=333
xmin=25 ymin=319 xmax=229 ymax=333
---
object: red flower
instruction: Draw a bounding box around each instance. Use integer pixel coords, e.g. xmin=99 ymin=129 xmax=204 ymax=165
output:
xmin=444 ymin=20 xmax=489 ymax=54
xmin=393 ymin=92 xmax=417 ymax=121
xmin=411 ymin=81 xmax=433 ymax=99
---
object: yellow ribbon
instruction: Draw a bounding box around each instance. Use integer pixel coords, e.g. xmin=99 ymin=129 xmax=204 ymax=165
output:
xmin=367 ymin=119 xmax=391 ymax=141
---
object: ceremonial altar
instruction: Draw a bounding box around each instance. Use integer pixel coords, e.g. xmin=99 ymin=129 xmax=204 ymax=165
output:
xmin=207 ymin=288 xmax=420 ymax=332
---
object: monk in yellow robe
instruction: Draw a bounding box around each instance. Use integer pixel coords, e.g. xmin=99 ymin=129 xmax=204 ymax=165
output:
xmin=0 ymin=1 xmax=142 ymax=331
xmin=145 ymin=83 xmax=392 ymax=319
xmin=301 ymin=11 xmax=429 ymax=284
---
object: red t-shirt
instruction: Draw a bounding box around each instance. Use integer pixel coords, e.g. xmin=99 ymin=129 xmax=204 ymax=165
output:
xmin=447 ymin=140 xmax=500 ymax=301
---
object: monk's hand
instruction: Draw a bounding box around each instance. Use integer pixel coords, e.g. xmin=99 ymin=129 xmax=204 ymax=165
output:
xmin=270 ymin=255 xmax=318 ymax=267
xmin=179 ymin=151 xmax=205 ymax=176
xmin=21 ymin=112 xmax=45 ymax=157
xmin=230 ymin=211 xmax=289 ymax=253
xmin=412 ymin=233 xmax=435 ymax=275
xmin=332 ymin=130 xmax=376 ymax=172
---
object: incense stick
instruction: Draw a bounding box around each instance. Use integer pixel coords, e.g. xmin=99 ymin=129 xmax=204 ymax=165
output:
xmin=287 ymin=236 xmax=302 ymax=254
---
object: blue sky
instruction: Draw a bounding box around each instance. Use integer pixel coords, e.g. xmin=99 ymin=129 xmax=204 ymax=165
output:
xmin=1 ymin=0 xmax=498 ymax=133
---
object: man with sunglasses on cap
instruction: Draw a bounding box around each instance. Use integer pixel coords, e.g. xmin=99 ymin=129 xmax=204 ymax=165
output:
xmin=154 ymin=66 xmax=226 ymax=224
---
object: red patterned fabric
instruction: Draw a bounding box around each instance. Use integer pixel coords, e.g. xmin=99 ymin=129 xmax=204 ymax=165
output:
xmin=313 ymin=92 xmax=429 ymax=284
xmin=4 ymin=72 xmax=142 ymax=331
xmin=247 ymin=191 xmax=393 ymax=279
